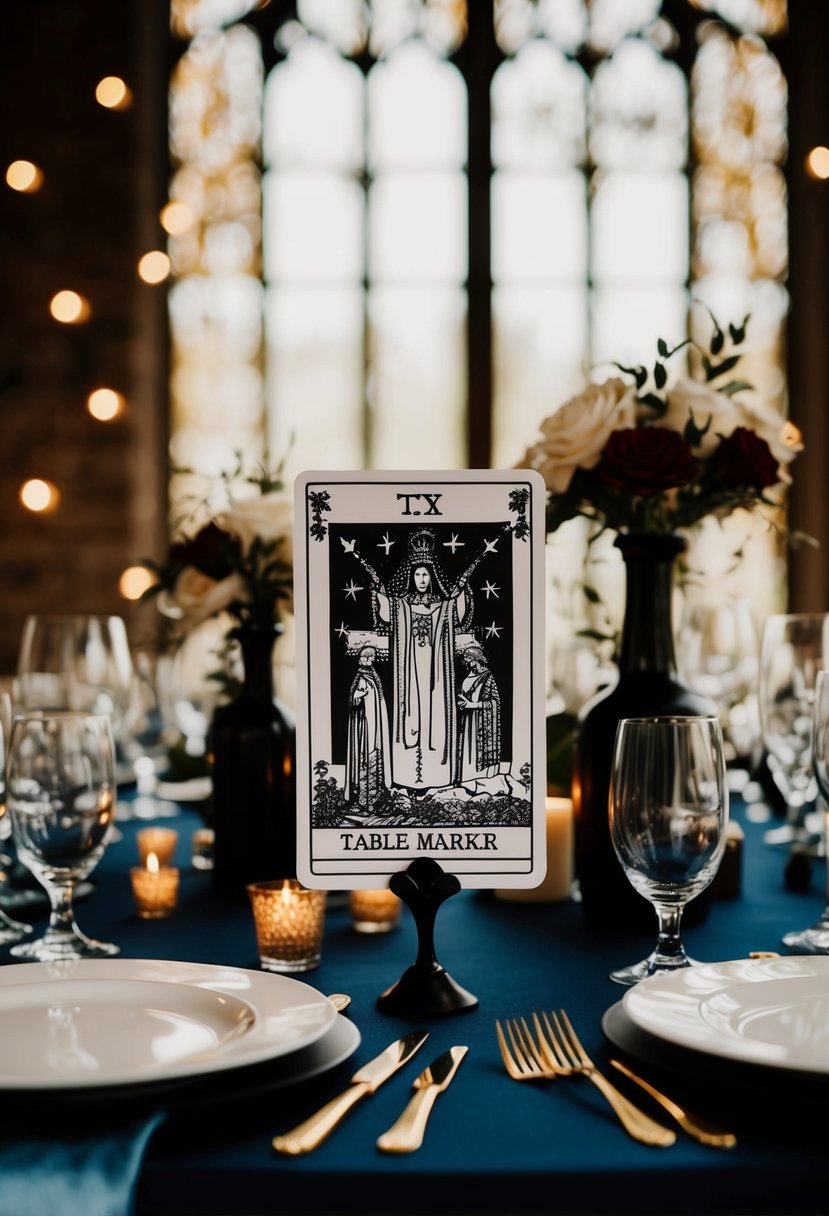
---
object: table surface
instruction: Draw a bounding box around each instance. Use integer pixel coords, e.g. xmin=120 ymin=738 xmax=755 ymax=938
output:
xmin=2 ymin=792 xmax=827 ymax=1216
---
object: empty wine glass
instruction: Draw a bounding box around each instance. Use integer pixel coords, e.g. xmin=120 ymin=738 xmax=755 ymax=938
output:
xmin=0 ymin=704 xmax=34 ymax=945
xmin=7 ymin=710 xmax=119 ymax=960
xmin=780 ymin=669 xmax=829 ymax=952
xmin=757 ymin=613 xmax=829 ymax=847
xmin=677 ymin=596 xmax=759 ymax=768
xmin=608 ymin=715 xmax=728 ymax=987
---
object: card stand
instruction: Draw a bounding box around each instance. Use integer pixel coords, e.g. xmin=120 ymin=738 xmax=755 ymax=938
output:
xmin=376 ymin=857 xmax=478 ymax=1017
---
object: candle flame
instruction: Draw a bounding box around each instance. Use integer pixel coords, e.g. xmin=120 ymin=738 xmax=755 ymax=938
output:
xmin=147 ymin=852 xmax=159 ymax=875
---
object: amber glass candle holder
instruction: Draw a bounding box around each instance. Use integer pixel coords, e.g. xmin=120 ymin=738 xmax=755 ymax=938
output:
xmin=247 ymin=880 xmax=327 ymax=973
xmin=350 ymin=887 xmax=402 ymax=933
xmin=130 ymin=853 xmax=180 ymax=919
xmin=136 ymin=826 xmax=178 ymax=867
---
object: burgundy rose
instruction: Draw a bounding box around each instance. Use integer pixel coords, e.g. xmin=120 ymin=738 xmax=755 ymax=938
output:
xmin=169 ymin=521 xmax=240 ymax=580
xmin=596 ymin=427 xmax=699 ymax=497
xmin=709 ymin=426 xmax=779 ymax=490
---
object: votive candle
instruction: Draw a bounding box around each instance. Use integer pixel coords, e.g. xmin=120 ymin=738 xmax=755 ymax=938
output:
xmin=247 ymin=880 xmax=327 ymax=973
xmin=130 ymin=852 xmax=180 ymax=918
xmin=495 ymin=796 xmax=574 ymax=903
xmin=350 ymin=887 xmax=401 ymax=933
xmin=136 ymin=826 xmax=178 ymax=867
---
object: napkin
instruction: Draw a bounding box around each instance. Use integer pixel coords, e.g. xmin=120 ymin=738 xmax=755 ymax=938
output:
xmin=0 ymin=1110 xmax=165 ymax=1216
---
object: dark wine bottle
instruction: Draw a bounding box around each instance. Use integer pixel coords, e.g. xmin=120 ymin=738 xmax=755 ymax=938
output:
xmin=572 ymin=532 xmax=718 ymax=930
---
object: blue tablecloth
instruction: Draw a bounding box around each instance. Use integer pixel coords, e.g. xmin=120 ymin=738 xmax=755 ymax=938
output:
xmin=1 ymin=796 xmax=827 ymax=1216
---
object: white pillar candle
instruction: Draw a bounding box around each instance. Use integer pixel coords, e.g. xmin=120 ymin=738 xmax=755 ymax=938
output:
xmin=495 ymin=797 xmax=574 ymax=904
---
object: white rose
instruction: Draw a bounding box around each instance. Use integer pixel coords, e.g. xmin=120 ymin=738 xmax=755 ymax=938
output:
xmin=218 ymin=490 xmax=294 ymax=566
xmin=518 ymin=377 xmax=637 ymax=493
xmin=162 ymin=567 xmax=248 ymax=630
xmin=658 ymin=379 xmax=745 ymax=456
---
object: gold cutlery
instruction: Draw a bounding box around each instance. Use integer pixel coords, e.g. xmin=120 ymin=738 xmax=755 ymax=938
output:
xmin=610 ymin=1059 xmax=737 ymax=1148
xmin=377 ymin=1045 xmax=468 ymax=1154
xmin=496 ymin=1013 xmax=675 ymax=1147
xmin=273 ymin=1031 xmax=429 ymax=1155
xmin=327 ymin=993 xmax=352 ymax=1013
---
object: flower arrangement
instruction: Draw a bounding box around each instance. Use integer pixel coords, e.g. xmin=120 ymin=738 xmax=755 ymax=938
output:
xmin=142 ymin=452 xmax=293 ymax=635
xmin=519 ymin=315 xmax=803 ymax=538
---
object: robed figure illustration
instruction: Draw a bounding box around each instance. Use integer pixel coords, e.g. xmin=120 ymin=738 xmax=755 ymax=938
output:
xmin=458 ymin=645 xmax=501 ymax=782
xmin=373 ymin=529 xmax=472 ymax=792
xmin=344 ymin=644 xmax=391 ymax=809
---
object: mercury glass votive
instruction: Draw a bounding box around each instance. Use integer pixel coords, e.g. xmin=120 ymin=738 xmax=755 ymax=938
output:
xmin=190 ymin=827 xmax=215 ymax=871
xmin=247 ymin=880 xmax=327 ymax=973
xmin=350 ymin=887 xmax=402 ymax=933
xmin=136 ymin=826 xmax=178 ymax=867
xmin=130 ymin=853 xmax=180 ymax=919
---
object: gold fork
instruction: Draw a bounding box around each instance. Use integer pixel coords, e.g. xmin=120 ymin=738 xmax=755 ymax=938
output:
xmin=496 ymin=1016 xmax=675 ymax=1147
xmin=610 ymin=1059 xmax=737 ymax=1149
xmin=534 ymin=1010 xmax=676 ymax=1147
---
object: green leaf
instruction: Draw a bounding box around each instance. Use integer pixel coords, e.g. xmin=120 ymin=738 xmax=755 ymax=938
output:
xmin=614 ymin=362 xmax=647 ymax=389
xmin=639 ymin=392 xmax=666 ymax=416
xmin=710 ymin=326 xmax=725 ymax=355
xmin=575 ymin=627 xmax=617 ymax=644
xmin=580 ymin=583 xmax=602 ymax=604
xmin=720 ymin=379 xmax=754 ymax=397
xmin=684 ymin=412 xmax=712 ymax=447
xmin=705 ymin=354 xmax=740 ymax=382
xmin=657 ymin=338 xmax=669 ymax=358
xmin=729 ymin=314 xmax=750 ymax=345
xmin=653 ymin=362 xmax=667 ymax=389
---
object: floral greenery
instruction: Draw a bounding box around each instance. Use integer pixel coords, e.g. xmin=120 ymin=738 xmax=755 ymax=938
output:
xmin=141 ymin=450 xmax=293 ymax=635
xmin=520 ymin=315 xmax=803 ymax=540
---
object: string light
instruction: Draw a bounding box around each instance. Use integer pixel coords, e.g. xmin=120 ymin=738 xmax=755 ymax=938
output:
xmin=160 ymin=201 xmax=195 ymax=235
xmin=138 ymin=250 xmax=171 ymax=283
xmin=49 ymin=290 xmax=91 ymax=324
xmin=87 ymin=388 xmax=125 ymax=421
xmin=119 ymin=565 xmax=154 ymax=600
xmin=95 ymin=76 xmax=132 ymax=110
xmin=805 ymin=146 xmax=829 ymax=180
xmin=20 ymin=479 xmax=59 ymax=513
xmin=5 ymin=160 xmax=43 ymax=193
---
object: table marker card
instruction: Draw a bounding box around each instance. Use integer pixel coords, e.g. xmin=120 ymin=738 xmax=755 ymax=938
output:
xmin=294 ymin=470 xmax=547 ymax=890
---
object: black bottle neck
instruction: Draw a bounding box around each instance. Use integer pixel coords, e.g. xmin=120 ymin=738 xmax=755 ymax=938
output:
xmin=615 ymin=532 xmax=685 ymax=678
xmin=237 ymin=624 xmax=279 ymax=704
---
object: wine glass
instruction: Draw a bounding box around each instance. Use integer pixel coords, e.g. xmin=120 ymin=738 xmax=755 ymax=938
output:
xmin=780 ymin=669 xmax=829 ymax=952
xmin=608 ymin=715 xmax=728 ymax=987
xmin=757 ymin=613 xmax=829 ymax=847
xmin=677 ymin=596 xmax=759 ymax=772
xmin=0 ymin=702 xmax=34 ymax=945
xmin=6 ymin=710 xmax=119 ymax=960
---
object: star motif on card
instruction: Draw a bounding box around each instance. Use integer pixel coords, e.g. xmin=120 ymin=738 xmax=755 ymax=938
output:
xmin=482 ymin=580 xmax=500 ymax=599
xmin=343 ymin=580 xmax=363 ymax=601
xmin=443 ymin=533 xmax=464 ymax=553
xmin=335 ymin=622 xmax=349 ymax=639
xmin=483 ymin=537 xmax=499 ymax=555
xmin=377 ymin=532 xmax=394 ymax=554
xmin=485 ymin=621 xmax=502 ymax=639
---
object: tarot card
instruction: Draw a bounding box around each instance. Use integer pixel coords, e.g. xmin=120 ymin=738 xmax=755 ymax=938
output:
xmin=293 ymin=470 xmax=547 ymax=889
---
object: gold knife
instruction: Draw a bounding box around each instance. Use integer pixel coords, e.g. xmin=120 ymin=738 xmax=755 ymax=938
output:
xmin=273 ymin=1031 xmax=429 ymax=1155
xmin=376 ymin=1045 xmax=468 ymax=1154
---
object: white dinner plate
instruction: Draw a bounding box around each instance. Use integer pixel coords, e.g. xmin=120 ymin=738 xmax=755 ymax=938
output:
xmin=0 ymin=958 xmax=337 ymax=1089
xmin=623 ymin=956 xmax=829 ymax=1075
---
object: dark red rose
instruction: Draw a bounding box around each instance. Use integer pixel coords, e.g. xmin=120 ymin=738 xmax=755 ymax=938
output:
xmin=709 ymin=426 xmax=779 ymax=490
xmin=596 ymin=428 xmax=699 ymax=497
xmin=169 ymin=521 xmax=240 ymax=580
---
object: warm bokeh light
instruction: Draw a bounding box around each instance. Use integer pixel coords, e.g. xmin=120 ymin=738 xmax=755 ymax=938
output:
xmin=87 ymin=387 xmax=125 ymax=422
xmin=20 ymin=479 xmax=59 ymax=513
xmin=138 ymin=250 xmax=171 ymax=283
xmin=5 ymin=160 xmax=43 ymax=192
xmin=160 ymin=200 xmax=195 ymax=235
xmin=805 ymin=146 xmax=829 ymax=180
xmin=49 ymin=290 xmax=91 ymax=324
xmin=119 ymin=565 xmax=155 ymax=600
xmin=95 ymin=76 xmax=132 ymax=110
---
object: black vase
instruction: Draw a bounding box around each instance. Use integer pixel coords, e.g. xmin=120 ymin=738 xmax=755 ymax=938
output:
xmin=209 ymin=622 xmax=297 ymax=901
xmin=572 ymin=532 xmax=718 ymax=931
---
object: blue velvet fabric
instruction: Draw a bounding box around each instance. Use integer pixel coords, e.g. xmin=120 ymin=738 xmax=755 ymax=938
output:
xmin=1 ymin=796 xmax=828 ymax=1215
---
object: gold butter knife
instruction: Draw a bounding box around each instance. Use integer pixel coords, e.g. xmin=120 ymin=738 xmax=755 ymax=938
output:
xmin=377 ymin=1045 xmax=468 ymax=1154
xmin=610 ymin=1059 xmax=737 ymax=1149
xmin=273 ymin=1031 xmax=429 ymax=1155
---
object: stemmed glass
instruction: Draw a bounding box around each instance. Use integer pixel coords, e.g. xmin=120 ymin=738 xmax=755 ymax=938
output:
xmin=757 ymin=613 xmax=829 ymax=847
xmin=677 ymin=597 xmax=759 ymax=771
xmin=608 ymin=715 xmax=728 ymax=987
xmin=780 ymin=669 xmax=829 ymax=952
xmin=0 ymin=699 xmax=34 ymax=945
xmin=6 ymin=710 xmax=119 ymax=960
